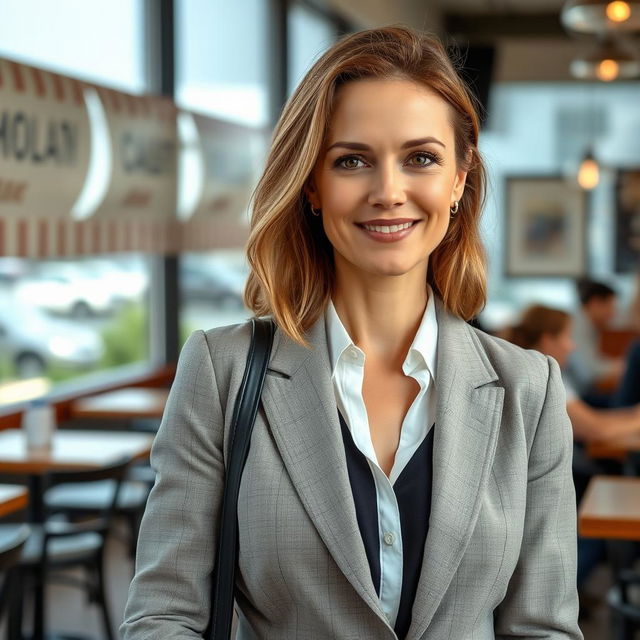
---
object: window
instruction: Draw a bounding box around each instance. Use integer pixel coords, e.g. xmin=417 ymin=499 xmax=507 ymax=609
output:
xmin=176 ymin=0 xmax=270 ymax=126
xmin=179 ymin=250 xmax=251 ymax=348
xmin=0 ymin=0 xmax=147 ymax=93
xmin=0 ymin=0 xmax=152 ymax=406
xmin=288 ymin=3 xmax=337 ymax=97
xmin=0 ymin=255 xmax=151 ymax=404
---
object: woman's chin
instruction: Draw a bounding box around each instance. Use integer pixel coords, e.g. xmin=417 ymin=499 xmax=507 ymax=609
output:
xmin=364 ymin=261 xmax=422 ymax=278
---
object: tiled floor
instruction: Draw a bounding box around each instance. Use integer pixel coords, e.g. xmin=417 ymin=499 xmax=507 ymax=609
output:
xmin=580 ymin=563 xmax=617 ymax=640
xmin=0 ymin=521 xmax=626 ymax=639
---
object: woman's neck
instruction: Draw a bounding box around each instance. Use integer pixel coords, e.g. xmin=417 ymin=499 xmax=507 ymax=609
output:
xmin=331 ymin=265 xmax=430 ymax=368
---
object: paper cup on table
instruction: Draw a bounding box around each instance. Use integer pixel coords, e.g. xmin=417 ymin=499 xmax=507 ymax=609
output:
xmin=22 ymin=399 xmax=55 ymax=451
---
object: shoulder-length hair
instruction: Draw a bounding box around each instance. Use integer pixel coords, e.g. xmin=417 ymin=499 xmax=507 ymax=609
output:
xmin=244 ymin=24 xmax=488 ymax=347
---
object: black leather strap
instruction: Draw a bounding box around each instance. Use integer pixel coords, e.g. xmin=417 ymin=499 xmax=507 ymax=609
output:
xmin=207 ymin=317 xmax=275 ymax=639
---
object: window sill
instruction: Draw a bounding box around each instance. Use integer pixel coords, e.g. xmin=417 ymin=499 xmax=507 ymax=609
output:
xmin=0 ymin=360 xmax=176 ymax=428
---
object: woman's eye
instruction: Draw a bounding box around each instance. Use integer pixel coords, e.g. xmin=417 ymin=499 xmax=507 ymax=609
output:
xmin=408 ymin=152 xmax=438 ymax=167
xmin=333 ymin=152 xmax=440 ymax=170
xmin=335 ymin=155 xmax=366 ymax=170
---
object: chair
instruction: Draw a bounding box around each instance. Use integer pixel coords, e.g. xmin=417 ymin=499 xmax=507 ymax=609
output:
xmin=46 ymin=417 xmax=157 ymax=559
xmin=605 ymin=568 xmax=640 ymax=640
xmin=0 ymin=524 xmax=30 ymax=640
xmin=44 ymin=464 xmax=153 ymax=559
xmin=13 ymin=457 xmax=131 ymax=640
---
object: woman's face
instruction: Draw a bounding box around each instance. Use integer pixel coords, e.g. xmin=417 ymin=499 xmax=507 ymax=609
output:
xmin=305 ymin=77 xmax=468 ymax=281
xmin=537 ymin=322 xmax=576 ymax=368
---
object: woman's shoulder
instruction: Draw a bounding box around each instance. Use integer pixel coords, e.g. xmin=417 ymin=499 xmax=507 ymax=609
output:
xmin=175 ymin=319 xmax=255 ymax=369
xmin=466 ymin=323 xmax=552 ymax=392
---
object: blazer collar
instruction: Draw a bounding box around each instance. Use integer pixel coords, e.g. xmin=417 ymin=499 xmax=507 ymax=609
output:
xmin=261 ymin=295 xmax=504 ymax=637
xmin=324 ymin=284 xmax=439 ymax=382
xmin=267 ymin=294 xmax=498 ymax=383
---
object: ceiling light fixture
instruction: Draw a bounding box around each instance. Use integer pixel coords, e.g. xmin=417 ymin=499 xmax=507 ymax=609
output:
xmin=562 ymin=0 xmax=640 ymax=33
xmin=577 ymin=149 xmax=600 ymax=189
xmin=570 ymin=37 xmax=640 ymax=80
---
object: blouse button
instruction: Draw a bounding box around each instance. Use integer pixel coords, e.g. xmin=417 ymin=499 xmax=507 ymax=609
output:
xmin=383 ymin=532 xmax=395 ymax=546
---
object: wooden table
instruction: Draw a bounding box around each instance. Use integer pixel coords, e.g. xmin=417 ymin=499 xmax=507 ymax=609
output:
xmin=0 ymin=484 xmax=28 ymax=518
xmin=0 ymin=427 xmax=154 ymax=639
xmin=0 ymin=428 xmax=154 ymax=475
xmin=70 ymin=387 xmax=169 ymax=420
xmin=587 ymin=434 xmax=640 ymax=463
xmin=579 ymin=476 xmax=640 ymax=540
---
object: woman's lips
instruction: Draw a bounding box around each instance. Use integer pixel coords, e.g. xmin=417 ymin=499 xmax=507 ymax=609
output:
xmin=356 ymin=220 xmax=420 ymax=243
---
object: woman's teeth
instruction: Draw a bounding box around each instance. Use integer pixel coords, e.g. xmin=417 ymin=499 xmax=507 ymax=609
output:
xmin=362 ymin=221 xmax=415 ymax=233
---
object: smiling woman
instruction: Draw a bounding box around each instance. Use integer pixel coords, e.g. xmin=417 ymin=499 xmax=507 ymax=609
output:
xmin=244 ymin=29 xmax=488 ymax=347
xmin=123 ymin=25 xmax=582 ymax=640
xmin=305 ymin=78 xmax=467 ymax=290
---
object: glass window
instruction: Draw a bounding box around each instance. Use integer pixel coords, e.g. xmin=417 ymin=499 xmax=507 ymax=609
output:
xmin=179 ymin=250 xmax=251 ymax=348
xmin=0 ymin=0 xmax=147 ymax=93
xmin=176 ymin=0 xmax=270 ymax=127
xmin=288 ymin=3 xmax=337 ymax=97
xmin=0 ymin=0 xmax=152 ymax=407
xmin=0 ymin=255 xmax=151 ymax=405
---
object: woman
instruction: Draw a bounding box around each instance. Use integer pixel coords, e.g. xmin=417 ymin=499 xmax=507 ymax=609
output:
xmin=121 ymin=26 xmax=581 ymax=639
xmin=506 ymin=304 xmax=640 ymax=443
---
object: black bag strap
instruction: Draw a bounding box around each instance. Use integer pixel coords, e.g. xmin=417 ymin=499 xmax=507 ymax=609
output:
xmin=207 ymin=316 xmax=275 ymax=639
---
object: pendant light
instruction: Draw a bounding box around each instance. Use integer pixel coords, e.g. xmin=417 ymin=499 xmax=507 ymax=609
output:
xmin=576 ymin=88 xmax=600 ymax=191
xmin=570 ymin=36 xmax=640 ymax=80
xmin=577 ymin=149 xmax=600 ymax=189
xmin=562 ymin=0 xmax=640 ymax=33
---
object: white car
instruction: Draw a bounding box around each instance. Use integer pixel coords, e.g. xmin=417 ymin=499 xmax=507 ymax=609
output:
xmin=80 ymin=257 xmax=149 ymax=305
xmin=0 ymin=302 xmax=104 ymax=378
xmin=14 ymin=263 xmax=115 ymax=318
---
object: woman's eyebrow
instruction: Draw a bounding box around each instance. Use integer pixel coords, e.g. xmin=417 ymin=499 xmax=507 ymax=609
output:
xmin=326 ymin=136 xmax=446 ymax=152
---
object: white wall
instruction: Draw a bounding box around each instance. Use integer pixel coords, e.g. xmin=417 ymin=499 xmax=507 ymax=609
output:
xmin=479 ymin=81 xmax=640 ymax=328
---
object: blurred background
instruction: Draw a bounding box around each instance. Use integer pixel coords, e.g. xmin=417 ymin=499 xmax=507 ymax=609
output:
xmin=1 ymin=0 xmax=639 ymax=403
xmin=1 ymin=0 xmax=639 ymax=397
xmin=1 ymin=1 xmax=640 ymax=638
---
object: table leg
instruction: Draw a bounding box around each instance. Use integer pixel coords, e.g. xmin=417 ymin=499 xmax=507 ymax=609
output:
xmin=26 ymin=474 xmax=45 ymax=640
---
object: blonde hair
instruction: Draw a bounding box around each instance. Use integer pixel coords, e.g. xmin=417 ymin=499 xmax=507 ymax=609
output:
xmin=244 ymin=25 xmax=488 ymax=347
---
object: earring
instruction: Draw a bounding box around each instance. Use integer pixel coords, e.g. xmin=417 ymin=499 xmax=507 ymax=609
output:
xmin=310 ymin=205 xmax=321 ymax=217
xmin=449 ymin=201 xmax=459 ymax=216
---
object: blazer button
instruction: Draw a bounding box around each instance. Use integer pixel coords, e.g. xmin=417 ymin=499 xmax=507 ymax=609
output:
xmin=383 ymin=532 xmax=395 ymax=546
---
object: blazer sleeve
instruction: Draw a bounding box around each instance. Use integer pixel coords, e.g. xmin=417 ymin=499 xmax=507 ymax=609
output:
xmin=120 ymin=329 xmax=225 ymax=639
xmin=494 ymin=355 xmax=583 ymax=640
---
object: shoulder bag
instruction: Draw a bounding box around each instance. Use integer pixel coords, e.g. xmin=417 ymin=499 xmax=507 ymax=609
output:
xmin=206 ymin=316 xmax=276 ymax=639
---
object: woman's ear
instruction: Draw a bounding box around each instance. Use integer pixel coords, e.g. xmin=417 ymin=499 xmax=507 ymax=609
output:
xmin=304 ymin=174 xmax=320 ymax=209
xmin=451 ymin=168 xmax=468 ymax=203
xmin=451 ymin=149 xmax=472 ymax=203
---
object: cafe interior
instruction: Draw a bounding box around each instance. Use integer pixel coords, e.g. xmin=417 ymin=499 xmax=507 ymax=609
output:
xmin=1 ymin=0 xmax=640 ymax=638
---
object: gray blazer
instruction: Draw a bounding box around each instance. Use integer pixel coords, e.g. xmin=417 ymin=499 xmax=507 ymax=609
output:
xmin=121 ymin=296 xmax=582 ymax=640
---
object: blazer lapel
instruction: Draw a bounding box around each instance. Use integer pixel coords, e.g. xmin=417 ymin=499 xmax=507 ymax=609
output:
xmin=260 ymin=315 xmax=389 ymax=624
xmin=406 ymin=298 xmax=505 ymax=640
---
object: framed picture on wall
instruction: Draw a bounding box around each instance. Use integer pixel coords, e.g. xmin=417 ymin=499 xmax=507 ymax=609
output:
xmin=614 ymin=169 xmax=640 ymax=273
xmin=505 ymin=176 xmax=587 ymax=277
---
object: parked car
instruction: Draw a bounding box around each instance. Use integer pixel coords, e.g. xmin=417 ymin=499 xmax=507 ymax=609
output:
xmin=0 ymin=257 xmax=29 ymax=287
xmin=180 ymin=257 xmax=247 ymax=308
xmin=80 ymin=257 xmax=149 ymax=305
xmin=14 ymin=262 xmax=116 ymax=318
xmin=0 ymin=302 xmax=104 ymax=378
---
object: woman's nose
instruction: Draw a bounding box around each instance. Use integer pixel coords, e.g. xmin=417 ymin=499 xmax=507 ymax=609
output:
xmin=367 ymin=161 xmax=407 ymax=208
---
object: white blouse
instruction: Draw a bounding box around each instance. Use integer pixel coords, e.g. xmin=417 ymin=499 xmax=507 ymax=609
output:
xmin=324 ymin=285 xmax=438 ymax=626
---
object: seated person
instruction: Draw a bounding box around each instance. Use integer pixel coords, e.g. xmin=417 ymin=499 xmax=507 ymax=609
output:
xmin=505 ymin=303 xmax=640 ymax=595
xmin=505 ymin=304 xmax=640 ymax=444
xmin=566 ymin=279 xmax=625 ymax=407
